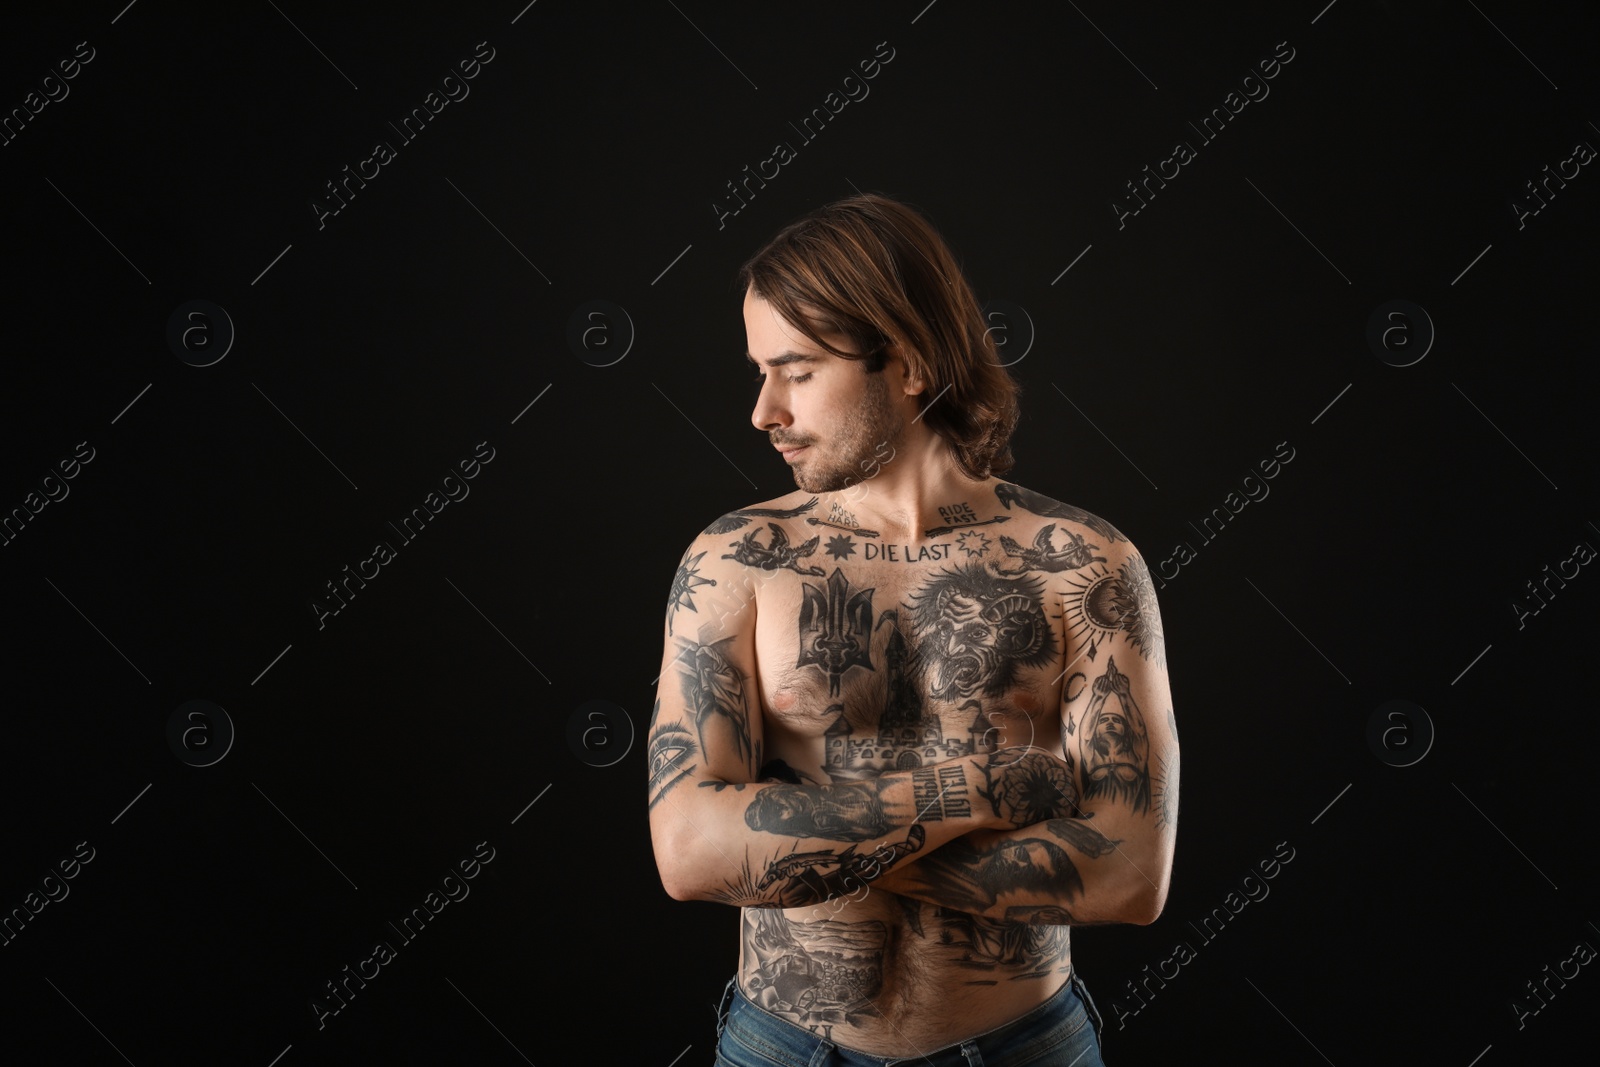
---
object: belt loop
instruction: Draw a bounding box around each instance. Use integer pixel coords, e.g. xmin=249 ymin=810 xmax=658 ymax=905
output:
xmin=1071 ymin=969 xmax=1106 ymax=1042
xmin=714 ymin=975 xmax=738 ymax=1039
xmin=959 ymin=1039 xmax=985 ymax=1066
xmin=807 ymin=1038 xmax=836 ymax=1067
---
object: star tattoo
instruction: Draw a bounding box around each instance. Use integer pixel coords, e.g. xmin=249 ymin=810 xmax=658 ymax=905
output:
xmin=956 ymin=530 xmax=991 ymax=558
xmin=825 ymin=534 xmax=857 ymax=561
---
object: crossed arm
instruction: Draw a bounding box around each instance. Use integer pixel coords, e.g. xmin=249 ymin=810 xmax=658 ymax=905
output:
xmin=648 ymin=528 xmax=1177 ymax=925
xmin=873 ymin=546 xmax=1179 ymax=926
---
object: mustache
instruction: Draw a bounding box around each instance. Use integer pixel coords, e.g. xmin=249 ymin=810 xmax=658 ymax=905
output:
xmin=771 ymin=435 xmax=813 ymax=448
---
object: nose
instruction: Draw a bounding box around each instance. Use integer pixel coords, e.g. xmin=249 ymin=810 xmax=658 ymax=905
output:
xmin=750 ymin=375 xmax=790 ymax=432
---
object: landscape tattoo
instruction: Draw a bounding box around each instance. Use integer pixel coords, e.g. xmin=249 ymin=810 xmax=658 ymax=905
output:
xmin=742 ymin=911 xmax=889 ymax=1029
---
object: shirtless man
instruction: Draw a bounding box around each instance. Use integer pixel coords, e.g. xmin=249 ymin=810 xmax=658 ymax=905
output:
xmin=649 ymin=194 xmax=1178 ymax=1065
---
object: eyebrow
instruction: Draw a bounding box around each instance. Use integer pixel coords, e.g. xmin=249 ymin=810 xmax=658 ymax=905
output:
xmin=745 ymin=350 xmax=820 ymax=368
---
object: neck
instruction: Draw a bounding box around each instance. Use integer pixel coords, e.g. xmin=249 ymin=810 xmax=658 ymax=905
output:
xmin=822 ymin=434 xmax=991 ymax=542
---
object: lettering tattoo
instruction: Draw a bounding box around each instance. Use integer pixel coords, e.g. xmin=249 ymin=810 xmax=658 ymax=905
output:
xmin=808 ymin=516 xmax=880 ymax=537
xmin=908 ymin=562 xmax=1057 ymax=701
xmin=994 ymin=524 xmax=1106 ymax=575
xmin=925 ymin=515 xmax=1010 ymax=537
xmin=938 ymin=501 xmax=978 ymax=525
xmin=862 ymin=540 xmax=954 ymax=563
xmin=910 ymin=765 xmax=972 ymax=821
xmin=745 ymin=779 xmax=897 ymax=841
xmin=666 ymin=550 xmax=718 ymax=635
xmin=724 ymin=523 xmax=827 ymax=576
xmin=1060 ymin=556 xmax=1167 ymax=665
xmin=676 ymin=635 xmax=757 ymax=773
xmin=1078 ymin=657 xmax=1151 ymax=814
xmin=703 ymin=497 xmax=819 ymax=535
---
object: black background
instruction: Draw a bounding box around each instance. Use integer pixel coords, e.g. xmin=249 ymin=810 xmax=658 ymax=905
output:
xmin=2 ymin=2 xmax=1596 ymax=1063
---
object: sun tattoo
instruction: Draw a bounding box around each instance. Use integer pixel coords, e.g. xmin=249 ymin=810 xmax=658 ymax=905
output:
xmin=1059 ymin=556 xmax=1165 ymax=666
xmin=666 ymin=550 xmax=717 ymax=636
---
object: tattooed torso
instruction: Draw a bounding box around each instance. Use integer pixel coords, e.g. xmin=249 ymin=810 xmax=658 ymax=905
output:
xmin=718 ymin=481 xmax=1124 ymax=1052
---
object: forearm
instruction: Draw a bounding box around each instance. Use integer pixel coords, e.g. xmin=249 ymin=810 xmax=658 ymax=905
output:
xmin=872 ymin=815 xmax=1170 ymax=925
xmin=651 ymin=750 xmax=1065 ymax=909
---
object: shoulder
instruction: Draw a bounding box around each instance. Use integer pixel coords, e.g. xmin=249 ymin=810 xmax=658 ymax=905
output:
xmin=987 ymin=482 xmax=1166 ymax=667
xmin=664 ymin=492 xmax=824 ymax=634
xmin=696 ymin=491 xmax=824 ymax=538
xmin=989 ymin=480 xmax=1133 ymax=552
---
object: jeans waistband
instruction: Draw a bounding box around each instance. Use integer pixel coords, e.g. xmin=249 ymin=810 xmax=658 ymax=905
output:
xmin=716 ymin=968 xmax=1102 ymax=1066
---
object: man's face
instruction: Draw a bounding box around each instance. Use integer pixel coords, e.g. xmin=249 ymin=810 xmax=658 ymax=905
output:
xmin=984 ymin=839 xmax=1057 ymax=888
xmin=744 ymin=289 xmax=907 ymax=495
xmin=1087 ymin=705 xmax=1145 ymax=785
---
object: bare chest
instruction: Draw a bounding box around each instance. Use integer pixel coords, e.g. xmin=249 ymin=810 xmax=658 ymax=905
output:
xmin=747 ymin=543 xmax=1069 ymax=783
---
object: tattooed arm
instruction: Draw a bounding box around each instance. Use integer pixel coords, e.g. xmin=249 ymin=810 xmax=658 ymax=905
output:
xmin=647 ymin=530 xmax=1076 ymax=909
xmin=873 ymin=537 xmax=1178 ymax=926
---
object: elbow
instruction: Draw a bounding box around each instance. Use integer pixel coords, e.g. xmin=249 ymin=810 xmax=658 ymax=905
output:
xmin=659 ymin=869 xmax=702 ymax=903
xmin=1106 ymin=865 xmax=1169 ymax=926
xmin=1126 ymin=862 xmax=1173 ymax=925
xmin=657 ymin=853 xmax=716 ymax=902
xmin=1126 ymin=888 xmax=1166 ymax=926
xmin=651 ymin=817 xmax=725 ymax=903
xmin=651 ymin=820 xmax=703 ymax=902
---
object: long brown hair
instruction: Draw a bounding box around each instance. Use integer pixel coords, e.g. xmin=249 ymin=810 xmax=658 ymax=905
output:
xmin=737 ymin=193 xmax=1021 ymax=479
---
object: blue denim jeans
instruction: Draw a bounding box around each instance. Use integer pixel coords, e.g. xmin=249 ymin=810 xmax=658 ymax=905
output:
xmin=712 ymin=970 xmax=1106 ymax=1066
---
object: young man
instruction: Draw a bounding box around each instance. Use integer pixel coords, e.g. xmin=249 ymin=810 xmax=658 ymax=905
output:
xmin=649 ymin=193 xmax=1177 ymax=1065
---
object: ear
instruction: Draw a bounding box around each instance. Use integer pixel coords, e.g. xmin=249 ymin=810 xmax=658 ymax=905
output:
xmin=887 ymin=344 xmax=927 ymax=396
